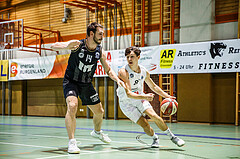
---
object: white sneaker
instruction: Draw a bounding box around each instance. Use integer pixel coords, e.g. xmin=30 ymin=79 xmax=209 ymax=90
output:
xmin=68 ymin=139 xmax=80 ymax=154
xmin=90 ymin=130 xmax=111 ymax=143
xmin=151 ymin=137 xmax=159 ymax=148
xmin=171 ymin=136 xmax=185 ymax=147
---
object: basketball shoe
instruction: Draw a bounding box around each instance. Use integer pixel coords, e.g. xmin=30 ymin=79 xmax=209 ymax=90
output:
xmin=171 ymin=136 xmax=185 ymax=147
xmin=151 ymin=136 xmax=159 ymax=148
xmin=68 ymin=139 xmax=80 ymax=154
xmin=90 ymin=130 xmax=111 ymax=143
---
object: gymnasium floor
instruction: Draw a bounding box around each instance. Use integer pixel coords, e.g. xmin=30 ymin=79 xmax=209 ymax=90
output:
xmin=0 ymin=116 xmax=239 ymax=159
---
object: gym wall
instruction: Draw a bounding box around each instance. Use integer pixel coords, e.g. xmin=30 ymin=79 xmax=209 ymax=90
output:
xmin=0 ymin=0 xmax=238 ymax=123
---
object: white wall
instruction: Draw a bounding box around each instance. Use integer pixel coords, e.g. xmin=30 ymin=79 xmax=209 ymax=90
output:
xmin=180 ymin=0 xmax=237 ymax=43
xmin=180 ymin=0 xmax=215 ymax=43
xmin=213 ymin=22 xmax=238 ymax=40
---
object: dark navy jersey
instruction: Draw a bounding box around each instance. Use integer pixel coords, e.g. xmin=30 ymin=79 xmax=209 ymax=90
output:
xmin=64 ymin=39 xmax=102 ymax=83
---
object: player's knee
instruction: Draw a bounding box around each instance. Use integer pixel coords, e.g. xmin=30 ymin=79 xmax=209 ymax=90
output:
xmin=92 ymin=103 xmax=104 ymax=116
xmin=95 ymin=108 xmax=104 ymax=116
xmin=67 ymin=102 xmax=78 ymax=114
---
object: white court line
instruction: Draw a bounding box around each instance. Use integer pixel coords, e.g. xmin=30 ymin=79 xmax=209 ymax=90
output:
xmin=35 ymin=149 xmax=120 ymax=159
xmin=0 ymin=142 xmax=58 ymax=149
xmin=0 ymin=131 xmax=151 ymax=159
xmin=0 ymin=131 xmax=142 ymax=145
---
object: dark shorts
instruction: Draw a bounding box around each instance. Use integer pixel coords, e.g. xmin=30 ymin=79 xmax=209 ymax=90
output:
xmin=63 ymin=77 xmax=100 ymax=105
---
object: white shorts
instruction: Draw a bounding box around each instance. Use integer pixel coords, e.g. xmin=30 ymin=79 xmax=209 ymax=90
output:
xmin=119 ymin=99 xmax=152 ymax=123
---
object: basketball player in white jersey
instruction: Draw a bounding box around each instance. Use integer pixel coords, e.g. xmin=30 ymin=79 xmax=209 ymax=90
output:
xmin=117 ymin=46 xmax=185 ymax=148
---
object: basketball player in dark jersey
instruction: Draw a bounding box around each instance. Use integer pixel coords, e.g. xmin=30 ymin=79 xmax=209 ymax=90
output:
xmin=51 ymin=22 xmax=125 ymax=154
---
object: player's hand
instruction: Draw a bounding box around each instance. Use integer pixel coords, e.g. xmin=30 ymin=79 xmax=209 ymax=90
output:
xmin=117 ymin=80 xmax=126 ymax=88
xmin=67 ymin=40 xmax=81 ymax=50
xmin=145 ymin=93 xmax=155 ymax=101
xmin=168 ymin=95 xmax=176 ymax=100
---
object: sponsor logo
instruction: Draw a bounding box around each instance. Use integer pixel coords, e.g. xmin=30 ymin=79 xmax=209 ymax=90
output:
xmin=160 ymin=49 xmax=176 ymax=68
xmin=198 ymin=42 xmax=240 ymax=70
xmin=10 ymin=62 xmax=18 ymax=77
xmin=78 ymin=49 xmax=85 ymax=58
xmin=1 ymin=64 xmax=7 ymax=77
xmin=67 ymin=90 xmax=76 ymax=97
xmin=95 ymin=51 xmax=100 ymax=59
xmin=90 ymin=93 xmax=99 ymax=102
xmin=209 ymin=42 xmax=227 ymax=59
xmin=228 ymin=47 xmax=240 ymax=54
xmin=78 ymin=61 xmax=94 ymax=72
xmin=177 ymin=50 xmax=206 ymax=57
xmin=129 ymin=73 xmax=134 ymax=78
xmin=198 ymin=62 xmax=239 ymax=70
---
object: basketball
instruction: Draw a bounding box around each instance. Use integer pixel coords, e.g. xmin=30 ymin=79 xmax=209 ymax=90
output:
xmin=160 ymin=98 xmax=178 ymax=116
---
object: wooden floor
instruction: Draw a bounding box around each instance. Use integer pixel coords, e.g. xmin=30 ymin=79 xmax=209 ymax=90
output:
xmin=0 ymin=116 xmax=240 ymax=159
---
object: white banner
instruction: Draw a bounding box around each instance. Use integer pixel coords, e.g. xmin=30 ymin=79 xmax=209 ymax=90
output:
xmin=156 ymin=39 xmax=240 ymax=74
xmin=9 ymin=56 xmax=56 ymax=80
xmin=97 ymin=39 xmax=240 ymax=75
xmin=8 ymin=39 xmax=240 ymax=80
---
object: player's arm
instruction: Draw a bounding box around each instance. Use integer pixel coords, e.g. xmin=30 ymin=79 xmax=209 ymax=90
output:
xmin=51 ymin=40 xmax=81 ymax=51
xmin=100 ymin=49 xmax=125 ymax=88
xmin=118 ymin=68 xmax=154 ymax=101
xmin=145 ymin=71 xmax=175 ymax=99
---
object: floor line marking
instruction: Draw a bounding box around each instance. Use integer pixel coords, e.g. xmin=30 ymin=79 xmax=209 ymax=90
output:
xmin=0 ymin=131 xmax=142 ymax=145
xmin=1 ymin=123 xmax=240 ymax=140
xmin=35 ymin=150 xmax=120 ymax=159
xmin=0 ymin=142 xmax=59 ymax=149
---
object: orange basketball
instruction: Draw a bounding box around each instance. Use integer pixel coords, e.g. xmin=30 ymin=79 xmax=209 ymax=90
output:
xmin=160 ymin=98 xmax=178 ymax=116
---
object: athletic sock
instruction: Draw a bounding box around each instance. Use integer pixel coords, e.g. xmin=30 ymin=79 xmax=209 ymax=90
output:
xmin=164 ymin=128 xmax=175 ymax=139
xmin=152 ymin=133 xmax=158 ymax=139
xmin=94 ymin=130 xmax=101 ymax=134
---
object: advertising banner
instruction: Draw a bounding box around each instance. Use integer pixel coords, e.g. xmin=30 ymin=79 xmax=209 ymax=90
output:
xmin=9 ymin=54 xmax=69 ymax=80
xmin=0 ymin=60 xmax=8 ymax=81
xmin=156 ymin=39 xmax=240 ymax=74
xmin=8 ymin=39 xmax=240 ymax=81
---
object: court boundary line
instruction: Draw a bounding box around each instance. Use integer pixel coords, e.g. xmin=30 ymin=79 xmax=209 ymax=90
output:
xmin=1 ymin=123 xmax=240 ymax=141
xmin=0 ymin=131 xmax=145 ymax=145
xmin=0 ymin=142 xmax=59 ymax=149
xmin=35 ymin=149 xmax=120 ymax=159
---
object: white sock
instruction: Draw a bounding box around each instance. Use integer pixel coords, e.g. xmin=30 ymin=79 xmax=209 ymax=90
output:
xmin=164 ymin=128 xmax=175 ymax=139
xmin=69 ymin=139 xmax=76 ymax=143
xmin=94 ymin=130 xmax=101 ymax=134
xmin=152 ymin=133 xmax=158 ymax=139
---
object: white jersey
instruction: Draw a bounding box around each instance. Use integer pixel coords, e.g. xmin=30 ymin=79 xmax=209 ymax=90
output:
xmin=117 ymin=64 xmax=151 ymax=123
xmin=117 ymin=64 xmax=147 ymax=101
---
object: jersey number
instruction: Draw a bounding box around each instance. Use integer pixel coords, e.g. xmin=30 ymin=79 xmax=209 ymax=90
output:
xmin=78 ymin=61 xmax=94 ymax=72
xmin=134 ymin=80 xmax=139 ymax=85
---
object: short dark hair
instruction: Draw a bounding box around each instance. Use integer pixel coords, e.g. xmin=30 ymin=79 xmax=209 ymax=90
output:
xmin=125 ymin=46 xmax=141 ymax=56
xmin=87 ymin=22 xmax=103 ymax=36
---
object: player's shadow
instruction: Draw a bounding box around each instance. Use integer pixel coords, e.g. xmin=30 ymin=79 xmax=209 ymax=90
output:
xmin=112 ymin=146 xmax=152 ymax=151
xmin=158 ymin=148 xmax=185 ymax=152
xmin=42 ymin=144 xmax=106 ymax=154
xmin=42 ymin=144 xmax=185 ymax=154
xmin=112 ymin=146 xmax=185 ymax=153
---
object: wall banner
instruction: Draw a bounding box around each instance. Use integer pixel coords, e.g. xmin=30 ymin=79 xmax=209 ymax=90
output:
xmin=0 ymin=60 xmax=8 ymax=81
xmin=9 ymin=56 xmax=55 ymax=80
xmin=8 ymin=39 xmax=240 ymax=81
xmin=154 ymin=39 xmax=240 ymax=74
xmin=8 ymin=54 xmax=69 ymax=81
xmin=107 ymin=39 xmax=240 ymax=74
